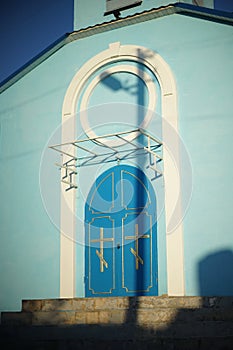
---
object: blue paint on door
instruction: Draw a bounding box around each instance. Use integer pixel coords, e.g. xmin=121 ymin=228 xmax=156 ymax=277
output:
xmin=85 ymin=164 xmax=158 ymax=297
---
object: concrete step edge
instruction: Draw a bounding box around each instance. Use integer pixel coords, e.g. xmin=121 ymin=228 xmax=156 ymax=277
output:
xmin=1 ymin=322 xmax=233 ymax=340
xmin=2 ymin=309 xmax=233 ymax=326
xmin=21 ymin=296 xmax=233 ymax=312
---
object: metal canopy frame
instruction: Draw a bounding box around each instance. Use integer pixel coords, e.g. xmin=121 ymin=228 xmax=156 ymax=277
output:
xmin=49 ymin=128 xmax=163 ymax=191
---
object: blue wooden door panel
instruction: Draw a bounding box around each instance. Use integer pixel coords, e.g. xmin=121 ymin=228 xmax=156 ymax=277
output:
xmin=121 ymin=169 xmax=151 ymax=209
xmin=122 ymin=213 xmax=153 ymax=293
xmin=89 ymin=172 xmax=114 ymax=213
xmin=85 ymin=164 xmax=158 ymax=297
xmin=87 ymin=217 xmax=115 ymax=295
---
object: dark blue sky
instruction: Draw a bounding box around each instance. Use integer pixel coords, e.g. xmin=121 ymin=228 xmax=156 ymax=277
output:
xmin=215 ymin=0 xmax=233 ymax=12
xmin=0 ymin=0 xmax=73 ymax=85
xmin=0 ymin=0 xmax=232 ymax=85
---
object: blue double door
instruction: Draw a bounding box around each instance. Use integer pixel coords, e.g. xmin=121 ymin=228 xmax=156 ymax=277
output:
xmin=85 ymin=164 xmax=158 ymax=297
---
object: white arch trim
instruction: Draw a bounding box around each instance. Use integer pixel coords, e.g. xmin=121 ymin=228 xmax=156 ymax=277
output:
xmin=80 ymin=64 xmax=156 ymax=147
xmin=60 ymin=42 xmax=185 ymax=297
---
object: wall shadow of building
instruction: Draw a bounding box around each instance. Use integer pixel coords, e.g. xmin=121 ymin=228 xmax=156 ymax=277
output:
xmin=198 ymin=249 xmax=233 ymax=296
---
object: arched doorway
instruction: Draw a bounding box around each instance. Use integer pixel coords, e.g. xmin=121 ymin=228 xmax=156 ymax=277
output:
xmin=85 ymin=164 xmax=158 ymax=297
xmin=60 ymin=43 xmax=185 ymax=297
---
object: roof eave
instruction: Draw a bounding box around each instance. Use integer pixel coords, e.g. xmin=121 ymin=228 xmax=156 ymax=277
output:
xmin=1 ymin=3 xmax=232 ymax=94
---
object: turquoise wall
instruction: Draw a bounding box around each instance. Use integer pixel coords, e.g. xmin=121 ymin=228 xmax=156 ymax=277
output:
xmin=0 ymin=48 xmax=77 ymax=311
xmin=0 ymin=11 xmax=232 ymax=311
xmin=71 ymin=14 xmax=233 ymax=295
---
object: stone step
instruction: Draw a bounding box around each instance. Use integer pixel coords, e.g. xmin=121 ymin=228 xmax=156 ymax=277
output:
xmin=21 ymin=296 xmax=233 ymax=312
xmin=1 ymin=297 xmax=233 ymax=349
xmin=1 ymin=335 xmax=233 ymax=350
xmin=1 ymin=296 xmax=233 ymax=349
xmin=0 ymin=323 xmax=233 ymax=343
xmin=2 ymin=307 xmax=233 ymax=327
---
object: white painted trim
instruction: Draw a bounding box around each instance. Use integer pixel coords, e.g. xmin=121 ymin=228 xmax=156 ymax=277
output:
xmin=60 ymin=42 xmax=185 ymax=298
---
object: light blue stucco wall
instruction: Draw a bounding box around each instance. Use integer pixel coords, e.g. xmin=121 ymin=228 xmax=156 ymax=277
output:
xmin=0 ymin=12 xmax=232 ymax=311
xmin=0 ymin=48 xmax=81 ymax=311
xmin=72 ymin=14 xmax=233 ymax=296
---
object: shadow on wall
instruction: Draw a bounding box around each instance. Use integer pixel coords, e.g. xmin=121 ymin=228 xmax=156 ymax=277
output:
xmin=198 ymin=249 xmax=233 ymax=296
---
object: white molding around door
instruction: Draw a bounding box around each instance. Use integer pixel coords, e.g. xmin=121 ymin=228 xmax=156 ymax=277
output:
xmin=60 ymin=42 xmax=185 ymax=297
